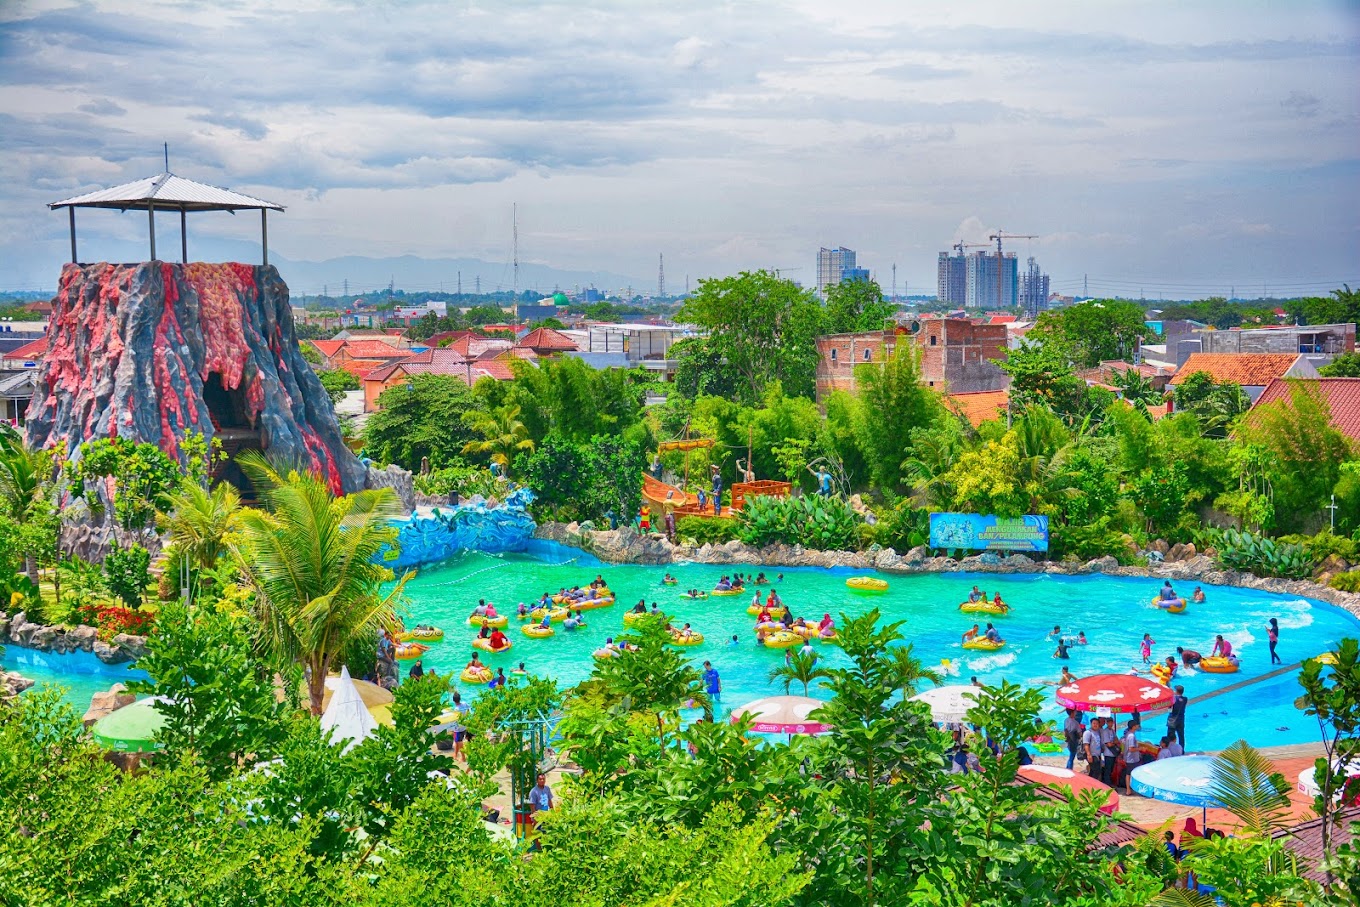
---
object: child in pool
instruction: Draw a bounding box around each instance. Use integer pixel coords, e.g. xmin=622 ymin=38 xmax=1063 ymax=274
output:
xmin=1141 ymin=633 xmax=1156 ymax=664
xmin=511 ymin=661 xmax=527 ymax=675
xmin=1077 ymin=632 xmax=1088 ymax=645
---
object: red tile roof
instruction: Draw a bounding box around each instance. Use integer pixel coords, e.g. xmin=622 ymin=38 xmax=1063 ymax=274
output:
xmin=946 ymin=390 xmax=1009 ymax=427
xmin=472 ymin=360 xmax=516 ymax=381
xmin=337 ymin=340 xmax=410 ymax=360
xmin=4 ymin=336 xmax=48 ymax=361
xmin=444 ymin=335 xmax=513 ymax=358
xmin=335 ymin=359 xmax=389 ymax=378
xmin=428 ymin=330 xmax=476 ymax=347
xmin=1272 ymin=807 xmax=1359 ymax=884
xmin=518 ymin=327 xmax=579 ymax=351
xmin=1171 ymin=353 xmax=1306 ymax=388
xmin=1251 ymin=377 xmax=1360 ymax=444
xmin=308 ymin=340 xmax=345 ymax=358
xmin=988 ymin=314 xmax=1017 ymax=325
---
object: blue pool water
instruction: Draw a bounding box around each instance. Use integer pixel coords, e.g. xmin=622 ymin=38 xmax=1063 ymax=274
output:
xmin=398 ymin=544 xmax=1360 ymax=751
xmin=1 ymin=645 xmax=147 ymax=712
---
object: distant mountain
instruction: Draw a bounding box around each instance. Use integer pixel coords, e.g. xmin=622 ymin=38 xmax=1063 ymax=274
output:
xmin=269 ymin=253 xmax=647 ymax=298
xmin=0 ymin=235 xmax=647 ymax=296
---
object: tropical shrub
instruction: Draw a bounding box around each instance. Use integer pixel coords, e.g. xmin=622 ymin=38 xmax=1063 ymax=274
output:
xmin=675 ymin=515 xmax=739 ymax=547
xmin=737 ymin=494 xmax=860 ymax=550
xmin=102 ymin=544 xmax=151 ymax=607
xmin=865 ymin=499 xmax=929 ymax=552
xmin=76 ymin=601 xmax=155 ymax=640
xmin=1049 ymin=519 xmax=1136 ymax=564
xmin=1208 ymin=528 xmax=1316 ymax=579
xmin=1331 ymin=571 xmax=1360 ymax=593
xmin=1279 ymin=531 xmax=1360 ymax=566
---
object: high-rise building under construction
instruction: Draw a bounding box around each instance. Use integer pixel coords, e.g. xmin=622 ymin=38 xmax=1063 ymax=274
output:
xmin=817 ymin=246 xmax=857 ymax=297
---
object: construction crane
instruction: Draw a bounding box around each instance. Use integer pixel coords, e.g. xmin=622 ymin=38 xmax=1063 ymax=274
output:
xmin=953 ymin=241 xmax=988 ymax=257
xmin=773 ymin=266 xmax=802 ymax=279
xmin=987 ymin=231 xmax=1037 ymax=309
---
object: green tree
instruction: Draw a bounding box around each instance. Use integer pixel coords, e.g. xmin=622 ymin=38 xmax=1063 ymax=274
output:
xmin=128 ymin=598 xmax=287 ymax=781
xmin=1031 ymin=299 xmax=1151 ymax=367
xmin=996 ymin=344 xmax=1090 ymax=420
xmin=363 ymin=374 xmax=484 ymax=471
xmin=1172 ymin=371 xmax=1250 ymax=437
xmin=159 ymin=479 xmax=242 ymax=572
xmin=941 ymin=432 xmax=1028 ymax=517
xmin=520 ymin=433 xmax=645 ymax=523
xmin=507 ymin=356 xmax=647 ymax=446
xmin=0 ymin=427 xmax=58 ymax=588
xmin=317 ymin=369 xmax=360 ymax=403
xmin=68 ymin=437 xmax=180 ymax=534
xmin=768 ymin=650 xmax=831 ymax=695
xmin=884 ymin=643 xmax=941 ymax=703
xmin=461 ymin=403 xmax=535 ymax=475
xmin=232 ymin=452 xmax=410 ymax=715
xmin=824 ymin=278 xmax=895 ymax=334
xmin=805 ymin=610 xmax=947 ymax=906
xmin=589 ymin=618 xmax=708 ymax=752
xmin=1299 ymin=638 xmax=1360 ymax=893
xmin=1319 ymin=352 xmax=1360 ymax=377
xmin=1237 ymin=380 xmax=1356 ymax=533
xmin=852 ymin=345 xmax=944 ymax=493
xmin=677 ymin=270 xmax=824 ymax=402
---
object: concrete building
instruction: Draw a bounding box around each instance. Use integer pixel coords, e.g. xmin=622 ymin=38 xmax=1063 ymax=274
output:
xmin=814 ymin=318 xmax=1009 ymax=400
xmin=1167 ymin=322 xmax=1354 ymax=370
xmin=936 ymin=252 xmax=968 ymax=306
xmin=1018 ymin=257 xmax=1049 ymax=318
xmin=578 ymin=323 xmax=690 ymax=380
xmin=816 ymin=246 xmax=857 ymax=297
xmin=965 ymin=251 xmax=1018 ymax=309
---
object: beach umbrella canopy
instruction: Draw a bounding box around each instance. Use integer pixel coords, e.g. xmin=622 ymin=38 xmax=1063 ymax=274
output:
xmin=1056 ymin=674 xmax=1175 ymax=713
xmin=322 ymin=673 xmax=394 ymax=710
xmin=729 ymin=695 xmax=830 ymax=735
xmin=321 ymin=666 xmax=378 ymax=753
xmin=1019 ymin=764 xmax=1120 ymax=815
xmin=911 ymin=684 xmax=980 ymax=724
xmin=1130 ymin=756 xmax=1222 ymax=822
xmin=1297 ymin=757 xmax=1360 ymax=799
xmin=90 ymin=697 xmax=167 ymax=753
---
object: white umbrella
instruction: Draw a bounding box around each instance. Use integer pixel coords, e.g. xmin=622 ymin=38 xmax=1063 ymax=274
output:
xmin=912 ymin=684 xmax=980 ymax=724
xmin=321 ymin=665 xmax=378 ymax=753
xmin=1297 ymin=757 xmax=1360 ymax=799
xmin=729 ymin=695 xmax=830 ymax=735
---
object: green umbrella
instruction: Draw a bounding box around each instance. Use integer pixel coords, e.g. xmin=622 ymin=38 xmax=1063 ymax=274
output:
xmin=90 ymin=698 xmax=166 ymax=753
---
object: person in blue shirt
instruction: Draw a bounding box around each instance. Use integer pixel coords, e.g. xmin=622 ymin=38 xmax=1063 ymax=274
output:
xmin=702 ymin=661 xmax=721 ymax=700
xmin=488 ymin=667 xmax=506 ymax=689
xmin=528 ymin=774 xmax=553 ymax=813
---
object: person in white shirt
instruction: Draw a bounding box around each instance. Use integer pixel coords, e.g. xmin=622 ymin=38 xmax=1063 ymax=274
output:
xmin=1121 ymin=721 xmax=1141 ymax=794
xmin=1082 ymin=722 xmax=1103 ymax=780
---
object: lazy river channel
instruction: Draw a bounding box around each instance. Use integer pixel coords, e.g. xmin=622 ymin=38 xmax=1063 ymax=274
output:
xmin=400 ymin=542 xmax=1360 ymax=751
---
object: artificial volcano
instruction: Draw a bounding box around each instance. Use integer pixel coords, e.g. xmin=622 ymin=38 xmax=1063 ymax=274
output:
xmin=25 ymin=261 xmax=365 ymax=494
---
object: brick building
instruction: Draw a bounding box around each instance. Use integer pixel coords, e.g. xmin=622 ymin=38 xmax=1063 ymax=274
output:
xmin=814 ymin=318 xmax=1009 ymax=400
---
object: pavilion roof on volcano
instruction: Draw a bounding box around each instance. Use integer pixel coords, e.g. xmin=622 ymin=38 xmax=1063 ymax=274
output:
xmin=50 ymin=172 xmax=283 ymax=212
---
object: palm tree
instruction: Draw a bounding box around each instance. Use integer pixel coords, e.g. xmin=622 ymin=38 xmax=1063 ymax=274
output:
xmin=0 ymin=428 xmax=52 ymax=586
xmin=231 ymin=452 xmax=410 ymax=716
xmin=462 ymin=404 xmax=535 ymax=475
xmin=884 ymin=644 xmax=942 ymax=703
xmin=768 ymin=651 xmax=832 ymax=696
xmin=159 ymin=478 xmax=243 ymax=572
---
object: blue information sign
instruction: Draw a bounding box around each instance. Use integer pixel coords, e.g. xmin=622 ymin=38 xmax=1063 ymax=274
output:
xmin=928 ymin=513 xmax=1049 ymax=552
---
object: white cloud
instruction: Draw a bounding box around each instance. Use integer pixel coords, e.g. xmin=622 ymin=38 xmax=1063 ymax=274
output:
xmin=0 ymin=0 xmax=1356 ymax=297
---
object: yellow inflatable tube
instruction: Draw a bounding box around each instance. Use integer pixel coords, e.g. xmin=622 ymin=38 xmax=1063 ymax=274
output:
xmin=460 ymin=666 xmax=492 ymax=684
xmin=959 ymin=601 xmax=1008 ymax=615
xmin=467 ymin=615 xmax=507 ymax=629
xmin=471 ymin=637 xmax=512 ymax=654
xmin=669 ymin=632 xmax=704 ymax=647
xmin=1198 ymin=656 xmax=1239 ymax=674
xmin=846 ymin=576 xmax=889 ymax=592
xmin=763 ymin=630 xmax=804 ymax=650
xmin=522 ymin=624 xmax=555 ymax=639
xmin=962 ymin=637 xmax=1005 ymax=651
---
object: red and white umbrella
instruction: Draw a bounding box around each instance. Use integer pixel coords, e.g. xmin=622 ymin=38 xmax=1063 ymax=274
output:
xmin=1019 ymin=764 xmax=1120 ymax=815
xmin=1056 ymin=673 xmax=1174 ymax=713
xmin=729 ymin=695 xmax=831 ymax=735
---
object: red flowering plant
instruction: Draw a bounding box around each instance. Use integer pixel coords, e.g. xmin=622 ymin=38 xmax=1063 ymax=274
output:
xmin=76 ymin=601 xmax=156 ymax=641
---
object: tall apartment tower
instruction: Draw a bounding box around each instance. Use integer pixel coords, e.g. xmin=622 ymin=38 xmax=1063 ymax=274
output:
xmin=1018 ymin=256 xmax=1050 ymax=318
xmin=937 ymin=252 xmax=968 ymax=306
xmin=964 ymin=251 xmax=1018 ymax=308
xmin=817 ymin=246 xmax=857 ymax=297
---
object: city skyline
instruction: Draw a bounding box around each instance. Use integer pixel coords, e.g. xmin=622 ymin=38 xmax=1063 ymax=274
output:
xmin=0 ymin=1 xmax=1357 ymax=297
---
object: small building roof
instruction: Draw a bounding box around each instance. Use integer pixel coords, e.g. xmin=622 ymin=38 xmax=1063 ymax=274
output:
xmin=1271 ymin=807 xmax=1359 ymax=884
xmin=945 ymin=390 xmax=1010 ymax=427
xmin=336 ymin=340 xmax=411 ymax=361
xmin=517 ymin=327 xmax=579 ymax=352
xmin=1171 ymin=353 xmax=1313 ymax=388
xmin=308 ymin=340 xmax=345 ymax=358
xmin=2 ymin=336 xmax=49 ymax=362
xmin=50 ymin=172 xmax=283 ymax=212
xmin=1251 ymin=377 xmax=1360 ymax=444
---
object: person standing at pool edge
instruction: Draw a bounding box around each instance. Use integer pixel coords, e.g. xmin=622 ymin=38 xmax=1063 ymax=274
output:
xmin=1268 ymin=618 xmax=1281 ymax=664
xmin=702 ymin=660 xmax=721 ymax=702
xmin=1168 ymin=685 xmax=1188 ymax=750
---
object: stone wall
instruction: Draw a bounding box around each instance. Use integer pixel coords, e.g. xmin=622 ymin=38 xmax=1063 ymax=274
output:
xmin=533 ymin=522 xmax=1360 ymax=619
xmin=1 ymin=611 xmax=148 ymax=664
xmin=366 ymin=463 xmax=415 ymax=512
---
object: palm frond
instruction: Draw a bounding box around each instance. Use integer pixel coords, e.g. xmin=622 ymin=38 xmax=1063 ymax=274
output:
xmin=1209 ymin=739 xmax=1295 ymax=835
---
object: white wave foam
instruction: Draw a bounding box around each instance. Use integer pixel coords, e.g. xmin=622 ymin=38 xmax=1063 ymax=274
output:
xmin=969 ymin=652 xmax=1018 ymax=672
xmin=1271 ymin=598 xmax=1314 ymax=631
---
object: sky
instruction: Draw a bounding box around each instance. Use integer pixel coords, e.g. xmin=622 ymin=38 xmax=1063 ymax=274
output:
xmin=1 ymin=0 xmax=1358 ymax=298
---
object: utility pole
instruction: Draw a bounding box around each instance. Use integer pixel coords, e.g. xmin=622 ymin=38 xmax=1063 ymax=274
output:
xmin=892 ymin=263 xmax=897 ymax=301
xmin=1083 ymin=274 xmax=1088 ymax=297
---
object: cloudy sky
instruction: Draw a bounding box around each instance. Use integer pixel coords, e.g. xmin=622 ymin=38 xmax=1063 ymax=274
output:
xmin=1 ymin=0 xmax=1357 ymax=298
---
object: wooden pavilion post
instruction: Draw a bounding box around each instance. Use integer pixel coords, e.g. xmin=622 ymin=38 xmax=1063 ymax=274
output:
xmin=180 ymin=207 xmax=188 ymax=263
xmin=68 ymin=207 xmax=77 ymax=263
xmin=261 ymin=209 xmax=268 ymax=267
xmin=148 ymin=202 xmax=156 ymax=261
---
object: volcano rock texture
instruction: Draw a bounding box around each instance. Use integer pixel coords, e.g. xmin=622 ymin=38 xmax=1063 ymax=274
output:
xmin=26 ymin=262 xmax=365 ymax=494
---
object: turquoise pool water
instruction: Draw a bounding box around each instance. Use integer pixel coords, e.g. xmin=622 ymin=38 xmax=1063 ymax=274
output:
xmin=1 ymin=645 xmax=147 ymax=712
xmin=400 ymin=543 xmax=1360 ymax=751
